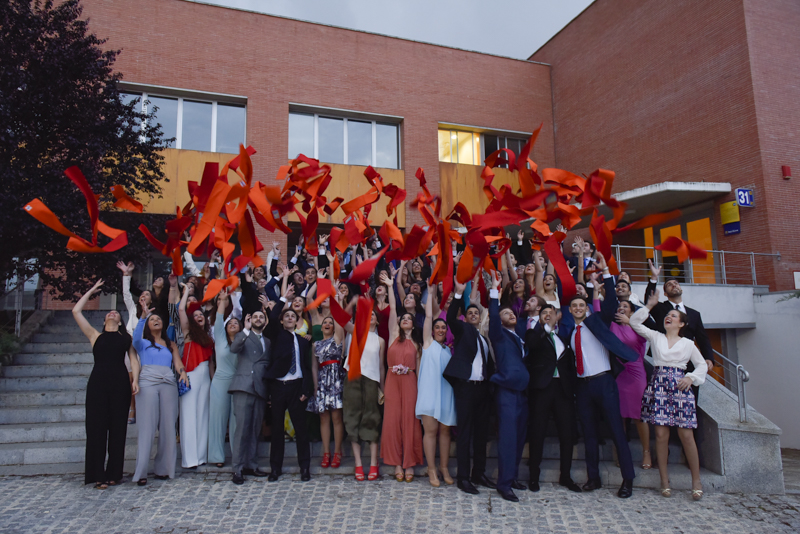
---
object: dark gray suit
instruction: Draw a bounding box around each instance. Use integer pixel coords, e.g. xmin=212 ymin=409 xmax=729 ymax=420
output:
xmin=228 ymin=330 xmax=270 ymax=475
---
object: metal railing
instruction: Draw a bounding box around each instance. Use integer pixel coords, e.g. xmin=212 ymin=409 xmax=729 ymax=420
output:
xmin=709 ymin=349 xmax=750 ymax=423
xmin=610 ymin=245 xmax=780 ymax=286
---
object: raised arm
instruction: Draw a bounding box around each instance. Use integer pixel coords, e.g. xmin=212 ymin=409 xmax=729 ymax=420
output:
xmin=72 ymin=279 xmax=104 ymax=345
xmin=422 ymin=281 xmax=434 ymax=349
xmin=629 ymin=292 xmax=661 ymax=343
xmin=447 ymin=279 xmax=466 ymax=338
xmin=381 ymin=271 xmax=399 ymax=346
xmin=117 ymin=261 xmax=137 ymax=329
xmin=533 ymin=250 xmax=545 ymax=296
xmin=178 ymin=283 xmax=192 ymax=334
xmin=183 ymin=250 xmax=202 ymax=278
xmin=487 ymin=272 xmax=503 ymax=345
xmin=396 ymin=260 xmax=408 ymax=304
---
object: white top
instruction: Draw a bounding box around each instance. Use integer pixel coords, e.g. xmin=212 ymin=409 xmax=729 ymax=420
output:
xmin=570 ymin=322 xmax=611 ymax=378
xmin=469 ymin=335 xmax=489 ymax=381
xmin=344 ymin=331 xmax=381 ymax=383
xmin=630 ymin=307 xmax=708 ymax=386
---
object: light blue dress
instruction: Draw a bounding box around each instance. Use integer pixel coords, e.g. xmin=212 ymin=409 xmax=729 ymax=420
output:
xmin=208 ymin=313 xmax=238 ymax=464
xmin=415 ymin=342 xmax=456 ymax=426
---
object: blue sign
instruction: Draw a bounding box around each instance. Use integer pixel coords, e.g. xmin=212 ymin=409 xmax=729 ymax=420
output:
xmin=736 ymin=188 xmax=754 ymax=207
xmin=724 ymin=221 xmax=741 ymax=236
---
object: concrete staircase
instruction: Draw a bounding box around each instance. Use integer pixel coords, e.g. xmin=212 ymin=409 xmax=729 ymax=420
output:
xmin=0 ymin=311 xmax=725 ymax=492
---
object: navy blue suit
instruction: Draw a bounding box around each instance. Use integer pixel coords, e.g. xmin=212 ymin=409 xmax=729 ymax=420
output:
xmin=559 ymin=304 xmax=638 ymax=483
xmin=488 ymin=298 xmax=529 ymax=492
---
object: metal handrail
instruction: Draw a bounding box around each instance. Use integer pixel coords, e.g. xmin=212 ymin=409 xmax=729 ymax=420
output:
xmin=609 ymin=244 xmax=780 ymax=286
xmin=709 ymin=348 xmax=750 ymax=423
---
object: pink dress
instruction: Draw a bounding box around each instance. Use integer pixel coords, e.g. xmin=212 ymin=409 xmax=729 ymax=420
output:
xmin=381 ymin=338 xmax=423 ymax=468
xmin=610 ymin=322 xmax=648 ymax=419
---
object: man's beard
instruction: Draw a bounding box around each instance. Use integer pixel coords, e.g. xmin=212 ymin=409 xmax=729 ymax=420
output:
xmin=251 ymin=323 xmax=265 ymax=333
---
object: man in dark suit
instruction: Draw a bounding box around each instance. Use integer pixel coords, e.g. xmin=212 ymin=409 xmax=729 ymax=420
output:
xmin=229 ymin=310 xmax=271 ymax=484
xmin=487 ymin=274 xmax=530 ymax=502
xmin=560 ymin=293 xmax=639 ymax=498
xmin=524 ymin=305 xmax=581 ymax=493
xmin=444 ymin=279 xmax=496 ymax=496
xmin=264 ymin=285 xmax=313 ymax=482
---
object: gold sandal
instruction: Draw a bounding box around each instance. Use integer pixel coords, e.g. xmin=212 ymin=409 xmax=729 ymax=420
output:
xmin=641 ymin=450 xmax=652 ymax=470
xmin=692 ymin=489 xmax=704 ymax=501
xmin=661 ymin=487 xmax=672 ymax=498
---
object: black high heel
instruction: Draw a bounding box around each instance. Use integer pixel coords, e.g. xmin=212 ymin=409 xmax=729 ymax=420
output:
xmin=137 ymin=478 xmax=147 ymax=486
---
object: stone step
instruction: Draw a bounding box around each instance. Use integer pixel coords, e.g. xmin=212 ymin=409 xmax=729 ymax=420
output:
xmin=0 ymin=390 xmax=86 ymax=408
xmin=0 ymin=457 xmax=725 ymax=493
xmin=0 ymin=422 xmax=138 ymax=445
xmin=0 ymin=376 xmax=87 ymax=392
xmin=0 ymin=405 xmax=86 ymax=425
xmin=38 ymin=323 xmax=105 ymax=333
xmin=20 ymin=342 xmax=92 ymax=354
xmin=0 ymin=364 xmax=93 ymax=378
xmin=32 ymin=333 xmax=91 ymax=344
xmin=11 ymin=353 xmax=94 ymax=365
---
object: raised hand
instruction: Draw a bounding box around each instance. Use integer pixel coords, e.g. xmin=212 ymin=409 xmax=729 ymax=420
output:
xmin=244 ymin=313 xmax=252 ymax=330
xmin=454 ymin=279 xmax=467 ymax=295
xmin=574 ymin=236 xmax=585 ymax=256
xmin=648 ymin=258 xmax=661 ymax=280
xmin=319 ymin=234 xmax=329 ymax=246
xmin=646 ymin=290 xmax=660 ymax=310
xmin=491 ymin=270 xmax=501 ymax=290
xmin=379 ymin=272 xmax=393 ymax=286
xmin=556 ymin=224 xmax=568 ymax=234
xmin=258 ymin=294 xmax=269 ymax=308
xmin=517 ymin=229 xmax=524 ymax=241
xmin=168 ymin=274 xmax=178 ymax=287
xmin=89 ymin=279 xmax=104 ymax=295
xmin=283 ymin=284 xmax=295 ymax=300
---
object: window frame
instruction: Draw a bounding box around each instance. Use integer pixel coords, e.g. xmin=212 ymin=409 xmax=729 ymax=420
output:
xmin=118 ymin=83 xmax=247 ymax=153
xmin=437 ymin=124 xmax=532 ymax=166
xmin=288 ymin=105 xmax=402 ymax=170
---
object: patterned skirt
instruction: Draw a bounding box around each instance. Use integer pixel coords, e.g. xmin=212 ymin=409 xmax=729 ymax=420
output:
xmin=641 ymin=366 xmax=697 ymax=429
xmin=306 ymin=362 xmax=345 ymax=414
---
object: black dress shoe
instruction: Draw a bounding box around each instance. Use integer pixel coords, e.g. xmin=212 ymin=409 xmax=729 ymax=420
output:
xmin=242 ymin=468 xmax=268 ymax=477
xmin=154 ymin=475 xmax=169 ymax=481
xmin=457 ymin=479 xmax=479 ymax=495
xmin=300 ymin=468 xmax=311 ymax=481
xmin=497 ymin=488 xmax=519 ymax=502
xmin=268 ymin=471 xmax=281 ymax=482
xmin=471 ymin=474 xmax=497 ymax=489
xmin=232 ymin=472 xmax=245 ymax=485
xmin=528 ymin=481 xmax=540 ymax=492
xmin=582 ymin=478 xmax=602 ymax=492
xmin=617 ymin=479 xmax=633 ymax=498
xmin=559 ymin=479 xmax=582 ymax=492
xmin=511 ymin=481 xmax=527 ymax=491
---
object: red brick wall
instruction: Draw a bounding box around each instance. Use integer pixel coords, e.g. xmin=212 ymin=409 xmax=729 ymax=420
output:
xmin=79 ymin=0 xmax=556 ymax=241
xmin=532 ymin=0 xmax=790 ymax=289
xmin=742 ymin=0 xmax=800 ymax=289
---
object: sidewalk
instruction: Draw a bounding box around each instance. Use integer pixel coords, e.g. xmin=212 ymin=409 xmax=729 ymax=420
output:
xmin=1 ymin=471 xmax=797 ymax=533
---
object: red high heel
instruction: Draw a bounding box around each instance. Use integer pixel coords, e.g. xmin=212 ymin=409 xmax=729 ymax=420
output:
xmin=331 ymin=452 xmax=342 ymax=468
xmin=367 ymin=465 xmax=380 ymax=481
xmin=354 ymin=466 xmax=365 ymax=481
xmin=320 ymin=453 xmax=331 ymax=468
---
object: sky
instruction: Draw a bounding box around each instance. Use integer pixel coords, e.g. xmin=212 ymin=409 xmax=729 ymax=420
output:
xmin=196 ymin=0 xmax=595 ymax=59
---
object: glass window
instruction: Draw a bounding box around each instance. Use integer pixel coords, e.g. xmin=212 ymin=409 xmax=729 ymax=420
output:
xmin=438 ymin=130 xmax=453 ymax=163
xmin=181 ymin=100 xmax=212 ymax=152
xmin=147 ymin=96 xmax=178 ymax=148
xmin=484 ymin=134 xmax=499 ymax=157
xmin=376 ymin=123 xmax=398 ymax=169
xmin=347 ymin=120 xmax=372 ymax=167
xmin=288 ymin=112 xmax=315 ymax=159
xmin=216 ymin=104 xmax=246 ymax=154
xmin=120 ymin=92 xmax=142 ymax=132
xmin=457 ymin=131 xmax=474 ymax=165
xmin=318 ymin=117 xmax=344 ymax=164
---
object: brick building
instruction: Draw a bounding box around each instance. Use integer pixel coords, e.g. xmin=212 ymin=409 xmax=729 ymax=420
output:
xmin=32 ymin=0 xmax=798 ymax=307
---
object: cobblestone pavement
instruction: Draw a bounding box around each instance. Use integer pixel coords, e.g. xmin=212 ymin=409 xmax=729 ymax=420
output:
xmin=0 ymin=473 xmax=798 ymax=534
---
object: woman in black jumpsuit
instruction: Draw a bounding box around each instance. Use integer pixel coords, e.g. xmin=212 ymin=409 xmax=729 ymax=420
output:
xmin=73 ymin=280 xmax=140 ymax=488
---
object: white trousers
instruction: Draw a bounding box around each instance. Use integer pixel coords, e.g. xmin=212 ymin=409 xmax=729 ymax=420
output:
xmin=180 ymin=361 xmax=211 ymax=468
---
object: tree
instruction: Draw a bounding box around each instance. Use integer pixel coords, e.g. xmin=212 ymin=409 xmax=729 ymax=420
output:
xmin=0 ymin=0 xmax=171 ymax=299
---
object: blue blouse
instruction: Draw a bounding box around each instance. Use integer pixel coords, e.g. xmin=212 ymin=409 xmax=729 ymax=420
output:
xmin=133 ymin=318 xmax=174 ymax=367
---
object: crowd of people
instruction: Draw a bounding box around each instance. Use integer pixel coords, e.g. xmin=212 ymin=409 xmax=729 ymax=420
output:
xmin=73 ymin=228 xmax=714 ymax=502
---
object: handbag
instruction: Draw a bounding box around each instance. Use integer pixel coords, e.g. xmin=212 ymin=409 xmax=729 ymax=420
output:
xmin=177 ymin=374 xmax=191 ymax=397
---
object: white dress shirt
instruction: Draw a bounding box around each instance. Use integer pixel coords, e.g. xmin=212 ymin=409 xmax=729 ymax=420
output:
xmin=545 ymin=323 xmax=565 ymax=377
xmin=570 ymin=322 xmax=611 ymax=378
xmin=469 ymin=334 xmax=488 ymax=381
xmin=279 ymin=331 xmax=303 ymax=381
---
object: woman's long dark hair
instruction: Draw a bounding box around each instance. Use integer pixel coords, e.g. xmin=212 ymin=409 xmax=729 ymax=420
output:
xmin=398 ymin=312 xmax=423 ymax=347
xmin=187 ymin=312 xmax=214 ymax=348
xmin=143 ymin=317 xmax=173 ymax=352
xmin=500 ymin=279 xmax=530 ymax=308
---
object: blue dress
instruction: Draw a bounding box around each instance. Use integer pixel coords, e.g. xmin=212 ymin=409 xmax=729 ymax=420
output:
xmin=208 ymin=313 xmax=238 ymax=464
xmin=415 ymin=342 xmax=456 ymax=426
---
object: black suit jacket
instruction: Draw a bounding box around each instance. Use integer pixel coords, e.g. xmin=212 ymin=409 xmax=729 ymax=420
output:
xmin=264 ymin=302 xmax=313 ymax=396
xmin=524 ymin=321 xmax=576 ymax=395
xmin=644 ymin=281 xmax=713 ymax=361
xmin=443 ymin=295 xmax=495 ymax=383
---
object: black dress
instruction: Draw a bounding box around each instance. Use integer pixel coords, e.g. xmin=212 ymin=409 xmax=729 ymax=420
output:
xmin=85 ymin=330 xmax=132 ymax=484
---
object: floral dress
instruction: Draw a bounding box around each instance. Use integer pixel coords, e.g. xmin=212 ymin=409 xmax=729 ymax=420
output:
xmin=306 ymin=337 xmax=345 ymax=413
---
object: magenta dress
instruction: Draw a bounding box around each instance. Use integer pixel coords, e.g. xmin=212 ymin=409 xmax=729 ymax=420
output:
xmin=610 ymin=322 xmax=648 ymax=419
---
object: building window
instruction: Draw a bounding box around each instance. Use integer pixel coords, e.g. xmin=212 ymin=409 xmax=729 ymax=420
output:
xmin=438 ymin=128 xmax=528 ymax=166
xmin=121 ymin=92 xmax=246 ymax=154
xmin=288 ymin=112 xmax=400 ymax=169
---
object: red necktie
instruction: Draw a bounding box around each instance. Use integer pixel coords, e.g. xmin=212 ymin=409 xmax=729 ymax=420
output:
xmin=575 ymin=325 xmax=584 ymax=376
